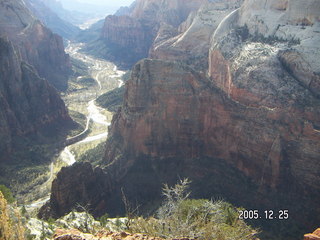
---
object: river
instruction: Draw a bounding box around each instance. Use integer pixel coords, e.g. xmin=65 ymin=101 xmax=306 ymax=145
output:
xmin=25 ymin=42 xmax=125 ymax=209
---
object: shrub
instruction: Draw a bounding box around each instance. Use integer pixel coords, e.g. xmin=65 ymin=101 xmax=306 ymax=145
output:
xmin=0 ymin=185 xmax=15 ymax=203
xmin=129 ymin=179 xmax=258 ymax=240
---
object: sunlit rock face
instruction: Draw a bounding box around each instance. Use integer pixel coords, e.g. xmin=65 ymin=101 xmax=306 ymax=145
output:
xmin=0 ymin=38 xmax=72 ymax=162
xmin=0 ymin=0 xmax=71 ymax=90
xmin=150 ymin=0 xmax=243 ymax=72
xmin=207 ymin=0 xmax=320 ymax=202
xmin=99 ymin=0 xmax=206 ymax=68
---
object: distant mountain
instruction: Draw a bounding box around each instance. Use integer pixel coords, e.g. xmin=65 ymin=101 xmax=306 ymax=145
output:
xmin=83 ymin=0 xmax=207 ymax=69
xmin=0 ymin=0 xmax=71 ymax=90
xmin=25 ymin=0 xmax=80 ymax=39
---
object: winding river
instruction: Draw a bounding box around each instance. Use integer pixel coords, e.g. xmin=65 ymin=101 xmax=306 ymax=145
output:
xmin=25 ymin=42 xmax=124 ymax=209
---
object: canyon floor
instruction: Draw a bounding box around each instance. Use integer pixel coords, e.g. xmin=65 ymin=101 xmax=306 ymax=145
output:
xmin=22 ymin=41 xmax=125 ymax=213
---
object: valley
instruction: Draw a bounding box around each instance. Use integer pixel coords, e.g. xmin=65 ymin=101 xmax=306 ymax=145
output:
xmin=0 ymin=0 xmax=319 ymax=239
xmin=24 ymin=41 xmax=125 ymax=210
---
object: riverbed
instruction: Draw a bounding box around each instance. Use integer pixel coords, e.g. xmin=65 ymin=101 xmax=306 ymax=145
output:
xmin=25 ymin=42 xmax=125 ymax=210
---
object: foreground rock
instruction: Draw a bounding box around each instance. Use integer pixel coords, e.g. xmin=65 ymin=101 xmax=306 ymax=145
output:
xmin=53 ymin=229 xmax=192 ymax=240
xmin=304 ymin=228 xmax=320 ymax=240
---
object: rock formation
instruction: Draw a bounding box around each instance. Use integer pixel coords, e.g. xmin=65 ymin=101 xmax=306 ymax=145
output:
xmin=39 ymin=162 xmax=110 ymax=218
xmin=150 ymin=0 xmax=243 ymax=71
xmin=304 ymin=228 xmax=320 ymax=240
xmin=0 ymin=0 xmax=74 ymax=163
xmin=95 ymin=0 xmax=206 ymax=68
xmin=0 ymin=0 xmax=71 ymax=90
xmin=53 ymin=229 xmax=190 ymax=240
xmin=44 ymin=0 xmax=320 ymax=238
xmin=25 ymin=0 xmax=80 ymax=40
xmin=0 ymin=37 xmax=73 ymax=162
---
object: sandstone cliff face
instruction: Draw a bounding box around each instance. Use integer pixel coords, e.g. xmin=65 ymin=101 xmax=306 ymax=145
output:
xmin=98 ymin=0 xmax=206 ymax=68
xmin=150 ymin=0 xmax=243 ymax=71
xmin=207 ymin=0 xmax=320 ymax=194
xmin=0 ymin=37 xmax=72 ymax=162
xmin=100 ymin=15 xmax=151 ymax=68
xmin=0 ymin=0 xmax=71 ymax=90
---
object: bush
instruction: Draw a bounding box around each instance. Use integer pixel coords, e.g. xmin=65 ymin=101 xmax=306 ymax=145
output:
xmin=0 ymin=185 xmax=15 ymax=203
xmin=129 ymin=179 xmax=258 ymax=240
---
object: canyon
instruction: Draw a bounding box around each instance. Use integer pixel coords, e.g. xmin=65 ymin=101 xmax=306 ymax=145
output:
xmin=0 ymin=0 xmax=75 ymax=166
xmin=0 ymin=0 xmax=319 ymax=239
xmin=38 ymin=0 xmax=320 ymax=239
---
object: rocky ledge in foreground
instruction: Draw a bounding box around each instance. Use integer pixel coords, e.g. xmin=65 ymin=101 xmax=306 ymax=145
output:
xmin=304 ymin=228 xmax=320 ymax=240
xmin=53 ymin=229 xmax=193 ymax=240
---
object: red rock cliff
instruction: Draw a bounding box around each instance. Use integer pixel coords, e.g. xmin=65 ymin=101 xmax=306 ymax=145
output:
xmin=99 ymin=0 xmax=206 ymax=68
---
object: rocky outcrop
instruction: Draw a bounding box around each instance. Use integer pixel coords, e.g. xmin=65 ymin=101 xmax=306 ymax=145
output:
xmin=97 ymin=0 xmax=206 ymax=68
xmin=304 ymin=228 xmax=320 ymax=240
xmin=278 ymin=50 xmax=320 ymax=98
xmin=0 ymin=37 xmax=73 ymax=162
xmin=0 ymin=0 xmax=71 ymax=90
xmin=100 ymin=15 xmax=151 ymax=68
xmin=150 ymin=0 xmax=243 ymax=71
xmin=53 ymin=229 xmax=189 ymax=240
xmin=104 ymin=58 xmax=320 ymax=192
xmin=39 ymin=162 xmax=110 ymax=219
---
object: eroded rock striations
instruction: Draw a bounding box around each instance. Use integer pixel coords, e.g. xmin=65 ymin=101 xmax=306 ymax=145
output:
xmin=0 ymin=0 xmax=71 ymax=90
xmin=150 ymin=0 xmax=243 ymax=71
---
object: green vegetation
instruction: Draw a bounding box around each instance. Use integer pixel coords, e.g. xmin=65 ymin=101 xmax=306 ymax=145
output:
xmin=77 ymin=142 xmax=106 ymax=166
xmin=96 ymin=86 xmax=125 ymax=112
xmin=129 ymin=179 xmax=258 ymax=240
xmin=0 ymin=185 xmax=15 ymax=203
xmin=99 ymin=213 xmax=109 ymax=227
xmin=236 ymin=24 xmax=301 ymax=46
xmin=70 ymin=57 xmax=88 ymax=77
